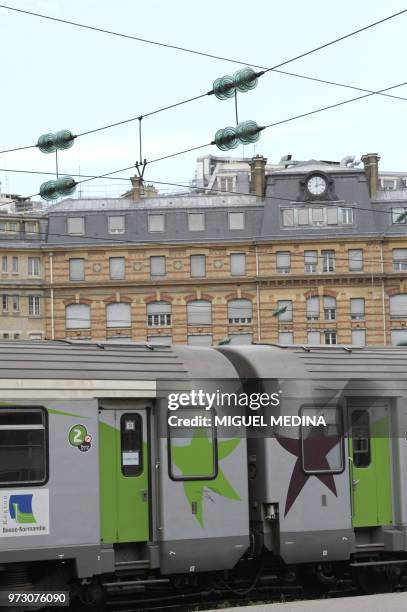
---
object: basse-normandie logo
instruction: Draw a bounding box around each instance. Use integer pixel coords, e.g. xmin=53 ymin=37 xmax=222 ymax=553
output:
xmin=9 ymin=494 xmax=36 ymax=524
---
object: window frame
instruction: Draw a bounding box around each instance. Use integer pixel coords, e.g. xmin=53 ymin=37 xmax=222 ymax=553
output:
xmin=28 ymin=295 xmax=41 ymax=317
xmin=0 ymin=406 xmax=49 ymax=488
xmin=120 ymin=413 xmax=143 ymax=478
xmin=27 ymin=257 xmax=40 ymax=277
xmin=188 ymin=212 xmax=205 ymax=232
xmin=228 ymin=211 xmax=245 ymax=231
xmin=108 ymin=216 xmax=125 ymax=234
xmin=300 ymin=404 xmax=344 ymax=475
xmin=67 ymin=217 xmax=85 ymax=236
xmin=148 ymin=214 xmax=165 ymax=233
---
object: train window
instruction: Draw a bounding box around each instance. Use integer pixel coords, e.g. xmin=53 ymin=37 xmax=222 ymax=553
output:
xmin=351 ymin=410 xmax=371 ymax=468
xmin=0 ymin=408 xmax=47 ymax=486
xmin=168 ymin=409 xmax=218 ymax=481
xmin=301 ymin=406 xmax=344 ymax=474
xmin=120 ymin=414 xmax=143 ymax=477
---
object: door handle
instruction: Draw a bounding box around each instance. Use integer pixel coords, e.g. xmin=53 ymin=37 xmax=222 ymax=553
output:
xmin=141 ymin=490 xmax=148 ymax=502
xmin=352 ymin=479 xmax=360 ymax=488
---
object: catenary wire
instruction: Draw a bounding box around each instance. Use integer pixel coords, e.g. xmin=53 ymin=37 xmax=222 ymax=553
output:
xmin=0 ymin=7 xmax=406 ymax=153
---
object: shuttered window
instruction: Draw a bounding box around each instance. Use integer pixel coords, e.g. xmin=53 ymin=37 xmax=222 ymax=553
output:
xmin=106 ymin=302 xmax=131 ymax=328
xmin=190 ymin=255 xmax=206 ymax=278
xmin=277 ymin=300 xmax=292 ymax=322
xmin=349 ymin=249 xmax=363 ymax=271
xmin=188 ymin=213 xmax=205 ymax=231
xmin=109 ymin=257 xmax=125 ymax=280
xmin=108 ymin=216 xmax=125 ymax=233
xmin=393 ymin=249 xmax=407 ymax=271
xmin=148 ymin=215 xmax=165 ymax=232
xmin=278 ymin=331 xmax=293 ymax=345
xmin=227 ymin=299 xmax=252 ymax=324
xmin=150 ymin=256 xmax=166 ymax=277
xmin=298 ymin=208 xmax=309 ymax=225
xmin=307 ymin=331 xmax=320 ymax=345
xmin=323 ymin=296 xmax=336 ymax=321
xmin=228 ymin=212 xmax=245 ymax=230
xmin=229 ymin=333 xmax=253 ymax=344
xmin=391 ymin=329 xmax=407 ymax=346
xmin=351 ymin=298 xmax=365 ymax=320
xmin=69 ymin=258 xmax=85 ymax=281
xmin=276 ymin=252 xmax=291 ymax=273
xmin=147 ymin=301 xmax=171 ymax=327
xmin=147 ymin=335 xmax=172 ymax=345
xmin=282 ymin=209 xmax=294 ymax=226
xmin=306 ymin=297 xmax=320 ymax=320
xmin=327 ymin=207 xmax=338 ymax=225
xmin=187 ymin=334 xmax=213 ymax=346
xmin=351 ymin=329 xmax=366 ymax=346
xmin=66 ymin=304 xmax=90 ymax=329
xmin=187 ymin=300 xmax=212 ymax=325
xmin=67 ymin=217 xmax=84 ymax=235
xmin=304 ymin=251 xmax=317 ymax=273
xmin=322 ymin=250 xmax=335 ymax=272
xmin=390 ymin=294 xmax=407 ymax=318
xmin=230 ymin=253 xmax=246 ymax=276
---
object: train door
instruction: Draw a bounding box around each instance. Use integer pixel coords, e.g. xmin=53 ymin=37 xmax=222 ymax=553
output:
xmin=348 ymin=404 xmax=392 ymax=527
xmin=99 ymin=408 xmax=150 ymax=543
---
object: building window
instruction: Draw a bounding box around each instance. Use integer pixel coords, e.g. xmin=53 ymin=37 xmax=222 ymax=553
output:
xmin=1 ymin=256 xmax=7 ymax=273
xmin=304 ymin=250 xmax=317 ymax=273
xmin=322 ymin=250 xmax=335 ymax=273
xmin=28 ymin=257 xmax=40 ymax=277
xmin=326 ymin=207 xmax=338 ymax=225
xmin=323 ymin=296 xmax=336 ymax=321
xmin=276 ymin=251 xmax=291 ymax=274
xmin=147 ymin=335 xmax=172 ymax=345
xmin=12 ymin=295 xmax=19 ymax=312
xmin=147 ymin=301 xmax=171 ymax=327
xmin=28 ymin=296 xmax=40 ymax=316
xmin=393 ymin=249 xmax=407 ymax=271
xmin=190 ymin=255 xmax=206 ymax=278
xmin=14 ymin=333 xmax=20 ymax=340
xmin=230 ymin=253 xmax=246 ymax=276
xmin=66 ymin=303 xmax=90 ymax=329
xmin=298 ymin=208 xmax=309 ymax=225
xmin=392 ymin=208 xmax=406 ymax=224
xmin=307 ymin=331 xmax=320 ymax=345
xmin=108 ymin=216 xmax=125 ymax=234
xmin=67 ymin=217 xmax=85 ymax=235
xmin=0 ymin=408 xmax=47 ymax=486
xmin=187 ymin=334 xmax=212 ymax=346
xmin=150 ymin=256 xmax=166 ymax=277
xmin=351 ymin=298 xmax=365 ymax=320
xmin=227 ymin=299 xmax=252 ymax=324
xmin=391 ymin=329 xmax=407 ymax=346
xmin=352 ymin=329 xmax=366 ymax=346
xmin=390 ymin=294 xmax=407 ymax=319
xmin=311 ymin=208 xmax=324 ymax=224
xmin=301 ymin=406 xmax=343 ymax=473
xmin=187 ymin=300 xmax=212 ymax=326
xmin=148 ymin=214 xmax=165 ymax=232
xmin=278 ymin=331 xmax=293 ymax=345
xmin=106 ymin=302 xmax=131 ymax=328
xmin=340 ymin=208 xmax=354 ymax=225
xmin=229 ymin=333 xmax=253 ymax=344
xmin=228 ymin=212 xmax=245 ymax=230
xmin=2 ymin=295 xmax=8 ymax=311
xmin=25 ymin=221 xmax=38 ymax=234
xmin=349 ymin=249 xmax=363 ymax=272
xmin=109 ymin=257 xmax=125 ymax=280
xmin=120 ymin=413 xmax=143 ymax=477
xmin=0 ymin=222 xmax=19 ymax=233
xmin=324 ymin=331 xmax=337 ymax=345
xmin=277 ymin=300 xmax=292 ymax=322
xmin=381 ymin=178 xmax=396 ymax=190
xmin=282 ymin=209 xmax=294 ymax=226
xmin=188 ymin=213 xmax=205 ymax=231
xmin=218 ymin=176 xmax=235 ymax=193
xmin=69 ymin=258 xmax=85 ymax=281
xmin=12 ymin=256 xmax=18 ymax=274
xmin=306 ymin=296 xmax=319 ymax=320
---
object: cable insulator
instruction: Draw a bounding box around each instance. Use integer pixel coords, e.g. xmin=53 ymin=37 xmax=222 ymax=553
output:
xmin=234 ymin=67 xmax=258 ymax=92
xmin=54 ymin=130 xmax=75 ymax=150
xmin=213 ymin=75 xmax=235 ymax=100
xmin=37 ymin=133 xmax=57 ymax=154
xmin=39 ymin=180 xmax=59 ymax=200
xmin=56 ymin=175 xmax=77 ymax=196
xmin=236 ymin=120 xmax=262 ymax=144
xmin=214 ymin=126 xmax=239 ymax=151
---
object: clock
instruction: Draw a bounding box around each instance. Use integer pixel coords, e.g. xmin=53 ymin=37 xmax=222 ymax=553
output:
xmin=306 ymin=175 xmax=327 ymax=196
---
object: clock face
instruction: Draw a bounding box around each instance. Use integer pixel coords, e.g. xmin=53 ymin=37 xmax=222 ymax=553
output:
xmin=307 ymin=175 xmax=327 ymax=196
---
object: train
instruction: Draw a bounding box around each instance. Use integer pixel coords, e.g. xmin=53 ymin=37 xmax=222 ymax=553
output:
xmin=0 ymin=341 xmax=407 ymax=608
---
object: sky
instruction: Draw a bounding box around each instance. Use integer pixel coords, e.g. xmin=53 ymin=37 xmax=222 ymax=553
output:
xmin=0 ymin=0 xmax=406 ymax=200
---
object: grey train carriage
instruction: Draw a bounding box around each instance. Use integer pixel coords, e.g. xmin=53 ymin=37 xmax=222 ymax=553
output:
xmin=0 ymin=341 xmax=406 ymax=604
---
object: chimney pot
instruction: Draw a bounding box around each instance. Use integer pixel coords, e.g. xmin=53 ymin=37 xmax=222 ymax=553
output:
xmin=249 ymin=154 xmax=267 ymax=200
xmin=361 ymin=153 xmax=380 ymax=197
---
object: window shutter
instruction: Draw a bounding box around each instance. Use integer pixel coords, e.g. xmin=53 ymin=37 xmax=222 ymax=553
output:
xmin=66 ymin=304 xmax=90 ymax=329
xmin=390 ymin=294 xmax=407 ymax=318
xmin=312 ymin=208 xmax=324 ymax=222
xmin=230 ymin=253 xmax=246 ymax=276
xmin=323 ymin=296 xmax=336 ymax=308
xmin=278 ymin=332 xmax=293 ymax=345
xmin=307 ymin=296 xmax=320 ymax=318
xmin=305 ymin=251 xmax=317 ymax=264
xmin=351 ymin=329 xmax=366 ymax=345
xmin=150 ymin=256 xmax=165 ymax=276
xmin=109 ymin=257 xmax=125 ymax=279
xmin=67 ymin=217 xmax=84 ymax=234
xmin=351 ymin=298 xmax=365 ymax=318
xmin=187 ymin=300 xmax=212 ymax=325
xmin=298 ymin=209 xmax=309 ymax=225
xmin=307 ymin=331 xmax=320 ymax=345
xmin=188 ymin=213 xmax=205 ymax=231
xmin=277 ymin=252 xmax=291 ymax=269
xmin=349 ymin=249 xmax=363 ymax=271
xmin=228 ymin=212 xmax=245 ymax=230
xmin=187 ymin=334 xmax=213 ymax=346
xmin=147 ymin=335 xmax=172 ymax=345
xmin=327 ymin=207 xmax=338 ymax=225
xmin=148 ymin=215 xmax=165 ymax=232
xmin=69 ymin=259 xmax=84 ymax=281
xmin=393 ymin=249 xmax=407 ymax=260
xmin=106 ymin=302 xmax=131 ymax=328
xmin=282 ymin=209 xmax=294 ymax=226
xmin=391 ymin=329 xmax=407 ymax=345
xmin=227 ymin=299 xmax=252 ymax=320
xmin=190 ymin=255 xmax=206 ymax=277
xmin=229 ymin=333 xmax=253 ymax=345
xmin=147 ymin=301 xmax=171 ymax=315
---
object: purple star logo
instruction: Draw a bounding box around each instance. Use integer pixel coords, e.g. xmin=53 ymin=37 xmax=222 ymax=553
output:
xmin=277 ymin=435 xmax=340 ymax=516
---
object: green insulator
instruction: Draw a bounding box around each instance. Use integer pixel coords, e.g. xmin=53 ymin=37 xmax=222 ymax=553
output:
xmin=236 ymin=120 xmax=261 ymax=144
xmin=39 ymin=180 xmax=59 ymax=200
xmin=54 ymin=130 xmax=75 ymax=150
xmin=37 ymin=133 xmax=56 ymax=154
xmin=214 ymin=126 xmax=239 ymax=151
xmin=213 ymin=75 xmax=235 ymax=100
xmin=56 ymin=175 xmax=77 ymax=196
xmin=234 ymin=67 xmax=258 ymax=93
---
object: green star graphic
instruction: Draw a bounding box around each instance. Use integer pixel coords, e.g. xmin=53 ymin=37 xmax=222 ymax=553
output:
xmin=171 ymin=429 xmax=241 ymax=526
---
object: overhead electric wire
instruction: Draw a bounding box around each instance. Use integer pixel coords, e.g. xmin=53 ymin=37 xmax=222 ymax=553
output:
xmin=0 ymin=6 xmax=406 ymax=155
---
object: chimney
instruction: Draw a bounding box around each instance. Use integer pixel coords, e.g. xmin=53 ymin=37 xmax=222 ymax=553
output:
xmin=361 ymin=153 xmax=380 ymax=197
xmin=130 ymin=176 xmax=143 ymax=200
xmin=249 ymin=154 xmax=267 ymax=200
